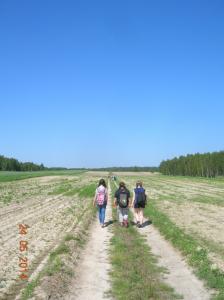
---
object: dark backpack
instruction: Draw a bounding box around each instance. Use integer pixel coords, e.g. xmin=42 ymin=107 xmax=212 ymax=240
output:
xmin=135 ymin=188 xmax=146 ymax=206
xmin=118 ymin=191 xmax=129 ymax=208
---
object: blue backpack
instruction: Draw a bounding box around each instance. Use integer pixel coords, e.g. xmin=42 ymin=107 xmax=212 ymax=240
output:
xmin=135 ymin=187 xmax=146 ymax=205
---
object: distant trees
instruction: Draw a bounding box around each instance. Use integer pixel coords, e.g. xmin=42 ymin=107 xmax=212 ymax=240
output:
xmin=159 ymin=151 xmax=224 ymax=177
xmin=0 ymin=155 xmax=45 ymax=171
xmin=90 ymin=166 xmax=159 ymax=172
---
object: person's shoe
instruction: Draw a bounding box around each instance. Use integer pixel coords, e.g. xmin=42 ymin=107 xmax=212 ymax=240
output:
xmin=123 ymin=220 xmax=129 ymax=228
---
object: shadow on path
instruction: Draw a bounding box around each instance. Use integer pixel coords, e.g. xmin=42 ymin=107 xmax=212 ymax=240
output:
xmin=130 ymin=219 xmax=152 ymax=227
xmin=104 ymin=219 xmax=117 ymax=227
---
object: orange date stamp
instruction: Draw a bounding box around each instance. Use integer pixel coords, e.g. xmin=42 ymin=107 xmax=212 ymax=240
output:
xmin=18 ymin=224 xmax=29 ymax=280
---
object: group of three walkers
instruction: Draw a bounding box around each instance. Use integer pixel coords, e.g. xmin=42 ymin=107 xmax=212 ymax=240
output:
xmin=93 ymin=178 xmax=147 ymax=228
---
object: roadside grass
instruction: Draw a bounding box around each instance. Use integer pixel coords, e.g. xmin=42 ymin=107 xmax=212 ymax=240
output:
xmin=0 ymin=170 xmax=85 ymax=182
xmin=45 ymin=256 xmax=64 ymax=276
xmin=145 ymin=201 xmax=224 ymax=300
xmin=109 ymin=180 xmax=181 ymax=300
xmin=21 ymin=277 xmax=40 ymax=300
xmin=64 ymin=233 xmax=77 ymax=241
xmin=50 ymin=243 xmax=70 ymax=258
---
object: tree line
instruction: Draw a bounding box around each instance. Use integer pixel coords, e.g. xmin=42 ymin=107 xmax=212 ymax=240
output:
xmin=3 ymin=151 xmax=224 ymax=177
xmin=90 ymin=166 xmax=159 ymax=172
xmin=0 ymin=155 xmax=45 ymax=171
xmin=159 ymin=151 xmax=224 ymax=177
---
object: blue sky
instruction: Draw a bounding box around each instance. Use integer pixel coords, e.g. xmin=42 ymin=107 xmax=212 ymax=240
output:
xmin=0 ymin=0 xmax=223 ymax=168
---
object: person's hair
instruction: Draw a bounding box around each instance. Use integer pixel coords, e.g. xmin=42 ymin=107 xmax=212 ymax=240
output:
xmin=136 ymin=181 xmax=143 ymax=188
xmin=98 ymin=179 xmax=107 ymax=188
xmin=119 ymin=181 xmax=126 ymax=189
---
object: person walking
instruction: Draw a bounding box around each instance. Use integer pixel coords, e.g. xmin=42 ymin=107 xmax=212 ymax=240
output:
xmin=131 ymin=181 xmax=147 ymax=228
xmin=114 ymin=182 xmax=131 ymax=227
xmin=93 ymin=179 xmax=108 ymax=228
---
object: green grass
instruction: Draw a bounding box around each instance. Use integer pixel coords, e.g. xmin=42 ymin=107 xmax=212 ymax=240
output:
xmin=76 ymin=183 xmax=97 ymax=198
xmin=145 ymin=201 xmax=224 ymax=299
xmin=21 ymin=277 xmax=40 ymax=300
xmin=49 ymin=243 xmax=70 ymax=260
xmin=64 ymin=182 xmax=97 ymax=198
xmin=45 ymin=256 xmax=64 ymax=276
xmin=48 ymin=183 xmax=73 ymax=195
xmin=2 ymin=194 xmax=13 ymax=204
xmin=64 ymin=233 xmax=77 ymax=241
xmin=109 ymin=180 xmax=180 ymax=300
xmin=64 ymin=188 xmax=79 ymax=196
xmin=197 ymin=236 xmax=224 ymax=259
xmin=160 ymin=174 xmax=224 ymax=184
xmin=0 ymin=170 xmax=85 ymax=182
xmin=190 ymin=195 xmax=224 ymax=206
xmin=157 ymin=193 xmax=224 ymax=207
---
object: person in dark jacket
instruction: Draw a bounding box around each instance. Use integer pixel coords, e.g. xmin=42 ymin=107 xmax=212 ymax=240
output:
xmin=114 ymin=182 xmax=131 ymax=227
xmin=131 ymin=181 xmax=147 ymax=228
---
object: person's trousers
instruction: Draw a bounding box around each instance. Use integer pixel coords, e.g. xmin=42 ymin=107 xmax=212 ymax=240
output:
xmin=117 ymin=207 xmax=129 ymax=223
xmin=98 ymin=205 xmax=106 ymax=224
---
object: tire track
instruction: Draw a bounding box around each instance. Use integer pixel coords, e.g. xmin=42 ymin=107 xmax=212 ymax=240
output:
xmin=66 ymin=181 xmax=113 ymax=300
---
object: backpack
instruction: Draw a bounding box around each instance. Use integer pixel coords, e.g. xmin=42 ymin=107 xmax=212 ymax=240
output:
xmin=135 ymin=188 xmax=146 ymax=206
xmin=96 ymin=186 xmax=106 ymax=205
xmin=118 ymin=191 xmax=128 ymax=208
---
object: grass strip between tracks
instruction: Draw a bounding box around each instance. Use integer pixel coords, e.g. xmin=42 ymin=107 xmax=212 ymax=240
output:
xmin=109 ymin=179 xmax=180 ymax=300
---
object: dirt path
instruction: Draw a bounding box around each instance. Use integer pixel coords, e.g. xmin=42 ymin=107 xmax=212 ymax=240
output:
xmin=66 ymin=178 xmax=211 ymax=300
xmin=136 ymin=218 xmax=211 ymax=300
xmin=113 ymin=177 xmax=212 ymax=299
xmin=66 ymin=184 xmax=113 ymax=300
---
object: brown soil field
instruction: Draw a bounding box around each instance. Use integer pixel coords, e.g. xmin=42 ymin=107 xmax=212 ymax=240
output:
xmin=0 ymin=174 xmax=95 ymax=299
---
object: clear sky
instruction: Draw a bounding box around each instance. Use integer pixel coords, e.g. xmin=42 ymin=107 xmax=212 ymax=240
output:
xmin=0 ymin=0 xmax=223 ymax=168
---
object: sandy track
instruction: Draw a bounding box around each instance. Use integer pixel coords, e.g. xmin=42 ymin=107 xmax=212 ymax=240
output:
xmin=136 ymin=220 xmax=211 ymax=300
xmin=66 ymin=184 xmax=112 ymax=300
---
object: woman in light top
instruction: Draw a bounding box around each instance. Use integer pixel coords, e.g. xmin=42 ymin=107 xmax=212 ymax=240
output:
xmin=93 ymin=179 xmax=108 ymax=228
